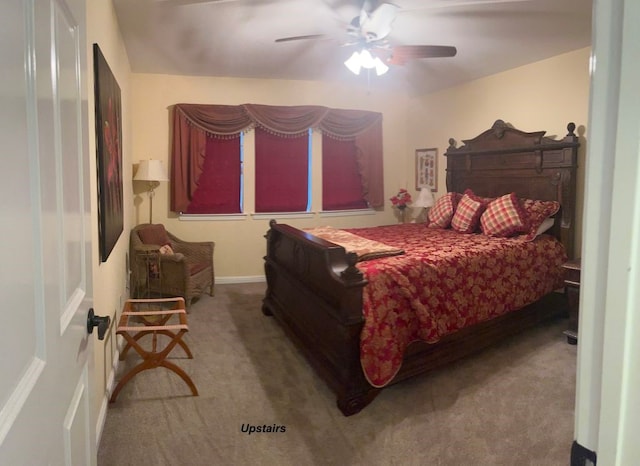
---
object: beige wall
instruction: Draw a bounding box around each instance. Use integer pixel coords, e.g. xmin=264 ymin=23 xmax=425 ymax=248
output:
xmin=130 ymin=47 xmax=591 ymax=279
xmin=407 ymin=47 xmax=591 ymax=257
xmin=129 ymin=75 xmax=411 ymax=279
xmin=86 ymin=0 xmax=133 ymax=433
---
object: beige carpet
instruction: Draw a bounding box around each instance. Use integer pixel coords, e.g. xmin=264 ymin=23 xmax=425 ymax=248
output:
xmin=98 ymin=283 xmax=576 ymax=466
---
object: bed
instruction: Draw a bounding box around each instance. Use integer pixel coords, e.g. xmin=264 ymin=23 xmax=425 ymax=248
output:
xmin=262 ymin=119 xmax=579 ymax=416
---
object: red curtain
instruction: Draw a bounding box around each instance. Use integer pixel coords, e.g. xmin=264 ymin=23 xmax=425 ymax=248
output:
xmin=255 ymin=127 xmax=309 ymax=212
xmin=170 ymin=104 xmax=384 ymax=213
xmin=322 ymin=134 xmax=368 ymax=210
xmin=185 ymin=135 xmax=241 ymax=214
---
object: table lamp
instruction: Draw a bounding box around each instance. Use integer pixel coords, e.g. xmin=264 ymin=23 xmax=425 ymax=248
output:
xmin=413 ymin=188 xmax=435 ymax=222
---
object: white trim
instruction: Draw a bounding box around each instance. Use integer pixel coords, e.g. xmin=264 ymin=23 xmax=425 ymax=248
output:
xmin=179 ymin=213 xmax=248 ymax=221
xmin=95 ymin=386 xmax=109 ymax=449
xmin=319 ymin=208 xmax=376 ymax=218
xmin=25 ymin=0 xmax=47 ymax=360
xmin=0 ymin=357 xmax=45 ymax=445
xmin=215 ymin=275 xmax=266 ymax=284
xmin=179 ymin=209 xmax=377 ymax=221
xmin=593 ymin=0 xmax=640 ymax=462
xmin=252 ymin=212 xmax=314 ymax=220
xmin=575 ymin=0 xmax=640 ymax=463
xmin=60 ymin=287 xmax=85 ymax=335
xmin=96 ymin=338 xmax=123 ymax=448
xmin=63 ymin=372 xmax=87 ymax=466
xmin=574 ymin=0 xmax=617 ymax=449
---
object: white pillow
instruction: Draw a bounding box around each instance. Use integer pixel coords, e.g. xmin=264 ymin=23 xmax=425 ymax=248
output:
xmin=535 ymin=217 xmax=555 ymax=237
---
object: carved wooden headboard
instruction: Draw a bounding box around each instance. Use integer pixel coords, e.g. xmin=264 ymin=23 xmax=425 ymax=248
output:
xmin=445 ymin=119 xmax=579 ymax=258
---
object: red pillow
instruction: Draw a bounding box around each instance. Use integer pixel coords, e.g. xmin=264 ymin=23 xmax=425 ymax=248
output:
xmin=451 ymin=190 xmax=486 ymax=233
xmin=428 ymin=193 xmax=459 ymax=228
xmin=480 ymin=193 xmax=528 ymax=237
xmin=519 ymin=199 xmax=560 ymax=241
xmin=138 ymin=224 xmax=171 ymax=246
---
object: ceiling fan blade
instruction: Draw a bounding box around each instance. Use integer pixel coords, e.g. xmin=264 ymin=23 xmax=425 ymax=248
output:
xmin=398 ymin=0 xmax=532 ymax=12
xmin=388 ymin=45 xmax=457 ymax=65
xmin=275 ymin=34 xmax=327 ymax=43
xmin=153 ymin=0 xmax=240 ymax=5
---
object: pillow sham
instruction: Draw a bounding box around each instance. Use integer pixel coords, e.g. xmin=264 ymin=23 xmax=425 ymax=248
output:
xmin=480 ymin=192 xmax=528 ymax=237
xmin=535 ymin=217 xmax=555 ymax=237
xmin=428 ymin=192 xmax=459 ymax=228
xmin=519 ymin=199 xmax=560 ymax=241
xmin=451 ymin=190 xmax=486 ymax=233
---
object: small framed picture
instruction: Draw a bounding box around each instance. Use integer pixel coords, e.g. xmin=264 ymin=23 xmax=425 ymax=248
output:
xmin=415 ymin=148 xmax=437 ymax=191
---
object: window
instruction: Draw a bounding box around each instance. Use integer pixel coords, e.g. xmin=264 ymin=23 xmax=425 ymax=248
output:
xmin=170 ymin=104 xmax=384 ymax=215
xmin=254 ymin=127 xmax=310 ymax=213
xmin=184 ymin=134 xmax=242 ymax=214
xmin=322 ymin=134 xmax=368 ymax=211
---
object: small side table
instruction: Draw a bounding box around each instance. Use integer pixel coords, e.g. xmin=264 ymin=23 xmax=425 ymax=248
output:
xmin=562 ymin=258 xmax=581 ymax=345
xmin=110 ymin=297 xmax=198 ymax=402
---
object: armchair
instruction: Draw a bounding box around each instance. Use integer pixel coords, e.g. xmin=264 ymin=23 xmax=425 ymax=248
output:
xmin=130 ymin=224 xmax=214 ymax=307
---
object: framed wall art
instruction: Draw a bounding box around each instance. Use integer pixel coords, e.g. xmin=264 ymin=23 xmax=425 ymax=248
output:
xmin=415 ymin=148 xmax=437 ymax=191
xmin=94 ymin=43 xmax=123 ymax=262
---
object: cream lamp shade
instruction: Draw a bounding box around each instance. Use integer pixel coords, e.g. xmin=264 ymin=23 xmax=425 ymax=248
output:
xmin=134 ymin=159 xmax=169 ymax=183
xmin=413 ymin=188 xmax=435 ymax=208
xmin=134 ymin=159 xmax=169 ymax=224
xmin=413 ymin=188 xmax=435 ymax=222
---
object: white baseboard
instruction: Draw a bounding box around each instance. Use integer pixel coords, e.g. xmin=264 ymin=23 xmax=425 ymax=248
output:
xmin=215 ymin=275 xmax=266 ymax=284
xmin=95 ymin=339 xmax=123 ymax=448
xmin=93 ymin=277 xmax=261 ymax=446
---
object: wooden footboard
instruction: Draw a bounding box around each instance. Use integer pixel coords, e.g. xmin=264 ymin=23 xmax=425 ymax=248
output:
xmin=262 ymin=220 xmax=379 ymax=415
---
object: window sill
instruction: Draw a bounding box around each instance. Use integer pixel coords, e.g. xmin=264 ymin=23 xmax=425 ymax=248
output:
xmin=252 ymin=212 xmax=315 ymax=220
xmin=319 ymin=208 xmax=376 ymax=218
xmin=179 ymin=209 xmax=377 ymax=221
xmin=179 ymin=213 xmax=248 ymax=221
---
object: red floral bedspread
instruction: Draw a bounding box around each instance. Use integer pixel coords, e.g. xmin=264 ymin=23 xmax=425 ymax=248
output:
xmin=343 ymin=223 xmax=568 ymax=388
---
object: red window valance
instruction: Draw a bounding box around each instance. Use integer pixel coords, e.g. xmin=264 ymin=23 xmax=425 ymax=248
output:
xmin=170 ymin=103 xmax=384 ymax=213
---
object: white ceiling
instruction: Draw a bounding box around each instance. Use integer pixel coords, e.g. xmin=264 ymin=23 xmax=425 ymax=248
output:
xmin=112 ymin=0 xmax=593 ymax=95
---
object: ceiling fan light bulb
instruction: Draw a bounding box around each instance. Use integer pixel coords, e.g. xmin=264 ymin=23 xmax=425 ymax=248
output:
xmin=344 ymin=52 xmax=362 ymax=75
xmin=373 ymin=57 xmax=389 ymax=76
xmin=359 ymin=49 xmax=376 ymax=69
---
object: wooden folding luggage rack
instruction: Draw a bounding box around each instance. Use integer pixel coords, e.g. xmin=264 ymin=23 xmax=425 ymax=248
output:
xmin=110 ymin=297 xmax=198 ymax=402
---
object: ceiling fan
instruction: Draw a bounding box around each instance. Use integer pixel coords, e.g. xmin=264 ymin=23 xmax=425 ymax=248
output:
xmin=275 ymin=1 xmax=458 ymax=76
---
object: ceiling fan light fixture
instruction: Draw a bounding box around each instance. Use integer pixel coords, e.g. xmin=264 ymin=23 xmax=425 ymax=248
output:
xmin=373 ymin=57 xmax=389 ymax=76
xmin=359 ymin=49 xmax=376 ymax=68
xmin=344 ymin=49 xmax=389 ymax=76
xmin=344 ymin=51 xmax=363 ymax=75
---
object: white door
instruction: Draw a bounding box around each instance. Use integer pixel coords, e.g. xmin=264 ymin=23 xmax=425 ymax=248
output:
xmin=0 ymin=0 xmax=97 ymax=464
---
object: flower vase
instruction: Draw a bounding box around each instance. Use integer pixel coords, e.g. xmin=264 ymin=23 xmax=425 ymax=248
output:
xmin=398 ymin=205 xmax=407 ymax=223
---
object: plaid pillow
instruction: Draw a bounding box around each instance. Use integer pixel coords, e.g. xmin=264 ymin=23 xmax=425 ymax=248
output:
xmin=427 ymin=192 xmax=458 ymax=228
xmin=518 ymin=199 xmax=561 ymax=241
xmin=451 ymin=191 xmax=485 ymax=233
xmin=480 ymin=193 xmax=528 ymax=237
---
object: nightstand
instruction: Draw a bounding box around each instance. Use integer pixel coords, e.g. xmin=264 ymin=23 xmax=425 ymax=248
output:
xmin=562 ymin=258 xmax=581 ymax=345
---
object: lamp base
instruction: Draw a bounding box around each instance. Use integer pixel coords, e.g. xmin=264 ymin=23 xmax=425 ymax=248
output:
xmin=148 ymin=185 xmax=155 ymax=224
